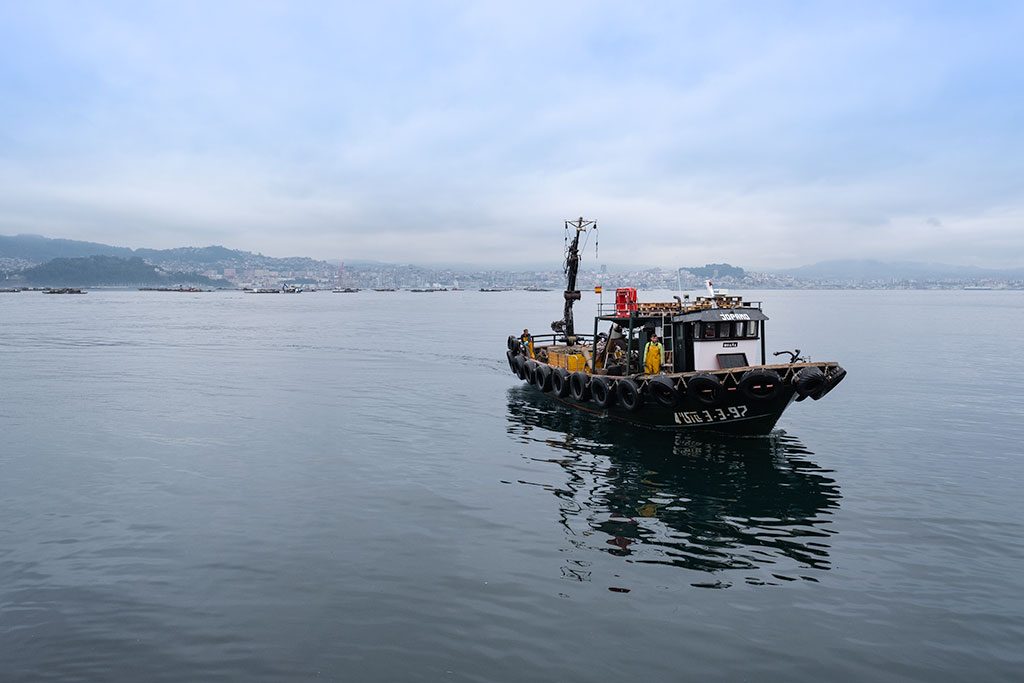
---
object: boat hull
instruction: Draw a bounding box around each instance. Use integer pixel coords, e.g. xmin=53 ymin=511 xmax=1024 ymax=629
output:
xmin=549 ymin=386 xmax=797 ymax=436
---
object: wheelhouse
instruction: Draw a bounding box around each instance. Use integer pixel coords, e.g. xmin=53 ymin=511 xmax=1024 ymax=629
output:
xmin=590 ymin=289 xmax=769 ymax=375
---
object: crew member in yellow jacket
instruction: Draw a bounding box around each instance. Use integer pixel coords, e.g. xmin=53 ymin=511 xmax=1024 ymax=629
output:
xmin=520 ymin=328 xmax=535 ymax=359
xmin=644 ymin=334 xmax=665 ymax=374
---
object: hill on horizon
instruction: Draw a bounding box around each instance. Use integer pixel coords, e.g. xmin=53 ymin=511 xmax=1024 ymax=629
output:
xmin=0 ymin=234 xmax=322 ymax=270
xmin=680 ymin=263 xmax=746 ymax=279
xmin=15 ymin=255 xmax=224 ymax=287
xmin=0 ymin=234 xmax=133 ymax=261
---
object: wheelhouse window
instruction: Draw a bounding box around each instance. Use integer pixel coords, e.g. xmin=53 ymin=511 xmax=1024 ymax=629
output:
xmin=698 ymin=319 xmax=760 ymax=339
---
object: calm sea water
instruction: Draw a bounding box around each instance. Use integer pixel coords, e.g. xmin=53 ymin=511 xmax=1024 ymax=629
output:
xmin=1 ymin=289 xmax=1022 ymax=681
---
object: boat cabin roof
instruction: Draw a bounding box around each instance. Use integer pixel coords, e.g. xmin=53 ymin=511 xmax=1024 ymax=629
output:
xmin=597 ymin=296 xmax=769 ymax=325
xmin=597 ymin=308 xmax=769 ymax=325
xmin=675 ymin=308 xmax=768 ymax=323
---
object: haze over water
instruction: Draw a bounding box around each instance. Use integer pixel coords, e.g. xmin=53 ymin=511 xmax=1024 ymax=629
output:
xmin=1 ymin=289 xmax=1022 ymax=681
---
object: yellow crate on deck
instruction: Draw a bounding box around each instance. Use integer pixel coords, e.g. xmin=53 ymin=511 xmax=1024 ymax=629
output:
xmin=548 ymin=350 xmax=588 ymax=372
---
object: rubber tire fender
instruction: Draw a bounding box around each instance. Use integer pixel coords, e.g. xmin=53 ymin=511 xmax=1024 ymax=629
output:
xmin=814 ymin=365 xmax=847 ymax=400
xmin=551 ymin=368 xmax=571 ymax=398
xmin=686 ymin=373 xmax=723 ymax=405
xmin=569 ymin=372 xmax=591 ymax=401
xmin=794 ymin=367 xmax=826 ymax=400
xmin=532 ymin=363 xmax=553 ymax=392
xmin=648 ymin=375 xmax=680 ymax=408
xmin=616 ymin=378 xmax=643 ymax=411
xmin=506 ymin=349 xmax=518 ymax=374
xmin=524 ymin=360 xmax=539 ymax=385
xmin=590 ymin=375 xmax=617 ymax=409
xmin=513 ymin=355 xmax=528 ymax=380
xmin=738 ymin=369 xmax=782 ymax=401
xmin=507 ymin=335 xmax=518 ymax=352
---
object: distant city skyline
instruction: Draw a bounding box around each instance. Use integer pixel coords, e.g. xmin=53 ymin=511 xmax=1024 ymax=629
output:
xmin=2 ymin=2 xmax=1023 ymax=268
xmin=4 ymin=233 xmax=1023 ymax=290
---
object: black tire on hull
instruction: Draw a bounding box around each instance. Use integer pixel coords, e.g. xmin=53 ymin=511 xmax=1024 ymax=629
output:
xmin=686 ymin=373 xmax=723 ymax=405
xmin=739 ymin=369 xmax=782 ymax=401
xmin=569 ymin=372 xmax=591 ymax=401
xmin=525 ymin=360 xmax=539 ymax=385
xmin=648 ymin=376 xmax=680 ymax=408
xmin=507 ymin=335 xmax=518 ymax=352
xmin=533 ymin=364 xmax=553 ymax=392
xmin=513 ymin=354 xmax=528 ymax=380
xmin=794 ymin=367 xmax=826 ymax=400
xmin=590 ymin=376 xmax=617 ymax=408
xmin=506 ymin=350 xmax=517 ymax=374
xmin=616 ymin=378 xmax=643 ymax=411
xmin=814 ymin=365 xmax=847 ymax=400
xmin=551 ymin=368 xmax=571 ymax=398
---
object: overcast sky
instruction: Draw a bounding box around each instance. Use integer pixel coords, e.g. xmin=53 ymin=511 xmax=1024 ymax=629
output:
xmin=1 ymin=1 xmax=1022 ymax=268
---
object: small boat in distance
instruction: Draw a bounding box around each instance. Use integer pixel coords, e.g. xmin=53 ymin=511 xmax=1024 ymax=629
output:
xmin=373 ymin=288 xmax=396 ymax=292
xmin=245 ymin=288 xmax=281 ymax=294
xmin=504 ymin=218 xmax=846 ymax=436
xmin=332 ymin=287 xmax=361 ymax=293
xmin=43 ymin=288 xmax=86 ymax=294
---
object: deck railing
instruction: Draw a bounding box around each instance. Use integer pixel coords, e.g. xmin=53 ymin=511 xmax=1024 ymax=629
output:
xmin=528 ymin=332 xmax=597 ymax=347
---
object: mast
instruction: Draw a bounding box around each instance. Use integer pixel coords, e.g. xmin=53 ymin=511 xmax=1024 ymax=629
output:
xmin=553 ymin=217 xmax=597 ymax=341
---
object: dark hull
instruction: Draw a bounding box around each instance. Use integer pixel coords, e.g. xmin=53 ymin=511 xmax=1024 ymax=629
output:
xmin=506 ymin=345 xmax=844 ymax=437
xmin=520 ymin=382 xmax=799 ymax=436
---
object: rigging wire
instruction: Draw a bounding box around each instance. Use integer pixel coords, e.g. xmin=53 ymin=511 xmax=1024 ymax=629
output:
xmin=566 ymin=230 xmax=577 ymax=270
xmin=562 ymin=219 xmax=598 ymax=274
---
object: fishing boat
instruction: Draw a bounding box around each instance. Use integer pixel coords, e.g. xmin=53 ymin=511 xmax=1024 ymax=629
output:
xmin=504 ymin=218 xmax=846 ymax=435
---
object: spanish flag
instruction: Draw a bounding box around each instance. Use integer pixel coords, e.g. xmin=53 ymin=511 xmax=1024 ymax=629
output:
xmin=594 ymin=285 xmax=603 ymax=294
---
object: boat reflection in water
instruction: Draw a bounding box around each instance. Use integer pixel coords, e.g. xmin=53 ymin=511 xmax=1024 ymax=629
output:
xmin=506 ymin=387 xmax=842 ymax=588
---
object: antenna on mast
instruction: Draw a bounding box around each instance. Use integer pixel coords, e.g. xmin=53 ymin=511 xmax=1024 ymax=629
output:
xmin=552 ymin=217 xmax=597 ymax=341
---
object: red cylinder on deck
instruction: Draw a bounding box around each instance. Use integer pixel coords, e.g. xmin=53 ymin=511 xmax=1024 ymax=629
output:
xmin=615 ymin=287 xmax=638 ymax=315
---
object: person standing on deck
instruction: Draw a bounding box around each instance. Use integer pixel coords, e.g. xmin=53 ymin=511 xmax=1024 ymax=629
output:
xmin=644 ymin=333 xmax=665 ymax=374
xmin=520 ymin=329 xmax=535 ymax=359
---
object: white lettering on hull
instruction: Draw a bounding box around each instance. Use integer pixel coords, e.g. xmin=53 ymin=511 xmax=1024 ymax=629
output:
xmin=674 ymin=405 xmax=749 ymax=425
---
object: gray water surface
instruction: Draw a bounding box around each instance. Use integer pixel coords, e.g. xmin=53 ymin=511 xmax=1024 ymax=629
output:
xmin=1 ymin=289 xmax=1022 ymax=681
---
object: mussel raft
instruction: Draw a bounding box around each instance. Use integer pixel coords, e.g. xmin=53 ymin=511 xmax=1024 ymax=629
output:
xmin=504 ymin=218 xmax=846 ymax=436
